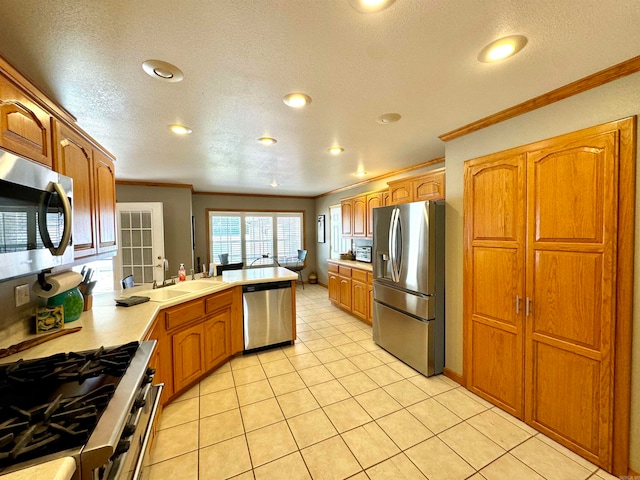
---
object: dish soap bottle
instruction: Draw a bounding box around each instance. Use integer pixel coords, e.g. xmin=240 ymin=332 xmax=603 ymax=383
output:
xmin=178 ymin=263 xmax=186 ymax=282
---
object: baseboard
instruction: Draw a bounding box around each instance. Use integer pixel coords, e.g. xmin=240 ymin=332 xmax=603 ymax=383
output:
xmin=317 ymin=281 xmax=328 ymax=288
xmin=629 ymin=467 xmax=639 ymax=476
xmin=443 ymin=367 xmax=464 ymax=385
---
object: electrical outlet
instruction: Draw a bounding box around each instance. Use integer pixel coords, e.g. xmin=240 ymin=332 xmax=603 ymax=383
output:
xmin=15 ymin=284 xmax=30 ymax=307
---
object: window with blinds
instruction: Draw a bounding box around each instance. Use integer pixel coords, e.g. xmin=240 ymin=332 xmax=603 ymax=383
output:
xmin=208 ymin=211 xmax=303 ymax=266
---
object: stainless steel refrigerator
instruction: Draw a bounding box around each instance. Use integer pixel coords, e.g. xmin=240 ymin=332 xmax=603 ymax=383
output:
xmin=372 ymin=200 xmax=445 ymax=376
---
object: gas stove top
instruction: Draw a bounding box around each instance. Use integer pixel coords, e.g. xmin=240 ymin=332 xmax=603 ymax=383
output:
xmin=0 ymin=341 xmax=156 ymax=478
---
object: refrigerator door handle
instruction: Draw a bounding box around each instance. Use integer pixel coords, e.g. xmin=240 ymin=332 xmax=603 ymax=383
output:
xmin=389 ymin=207 xmax=401 ymax=282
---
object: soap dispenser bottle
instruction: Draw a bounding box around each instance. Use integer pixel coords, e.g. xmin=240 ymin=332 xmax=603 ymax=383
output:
xmin=178 ymin=263 xmax=186 ymax=281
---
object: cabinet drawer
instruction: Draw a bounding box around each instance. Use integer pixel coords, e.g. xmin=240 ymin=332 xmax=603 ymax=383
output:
xmin=328 ymin=263 xmax=339 ymax=273
xmin=205 ymin=289 xmax=234 ymax=314
xmin=165 ymin=298 xmax=206 ymax=330
xmin=352 ymin=268 xmax=368 ymax=283
xmin=338 ymin=266 xmax=352 ymax=277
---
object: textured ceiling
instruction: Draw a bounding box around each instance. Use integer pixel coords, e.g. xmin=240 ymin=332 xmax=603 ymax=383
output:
xmin=0 ymin=0 xmax=639 ymax=196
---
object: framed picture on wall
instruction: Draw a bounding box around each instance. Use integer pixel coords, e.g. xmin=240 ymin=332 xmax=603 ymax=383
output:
xmin=317 ymin=215 xmax=326 ymax=243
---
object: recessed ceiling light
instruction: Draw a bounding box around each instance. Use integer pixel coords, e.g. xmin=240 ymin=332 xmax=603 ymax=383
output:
xmin=349 ymin=0 xmax=395 ymax=13
xmin=376 ymin=113 xmax=401 ymax=124
xmin=478 ymin=35 xmax=528 ymax=63
xmin=270 ymin=180 xmax=279 ymax=188
xmin=142 ymin=60 xmax=184 ymax=82
xmin=169 ymin=124 xmax=192 ymax=135
xmin=283 ymin=93 xmax=312 ymax=108
xmin=329 ymin=146 xmax=344 ymax=155
xmin=355 ymin=171 xmax=368 ymax=177
xmin=258 ymin=137 xmax=277 ymax=145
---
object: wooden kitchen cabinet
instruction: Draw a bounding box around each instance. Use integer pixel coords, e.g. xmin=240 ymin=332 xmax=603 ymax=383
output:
xmin=147 ymin=287 xmax=244 ymax=404
xmin=328 ymin=266 xmax=340 ymax=304
xmin=366 ymin=192 xmax=384 ymax=237
xmin=463 ymin=118 xmax=635 ymax=473
xmin=53 ymin=122 xmax=96 ymax=256
xmin=172 ymin=322 xmax=205 ymax=392
xmin=388 ymin=168 xmax=445 ymax=204
xmin=342 ymin=190 xmax=386 ymax=238
xmin=0 ymin=73 xmax=52 ymax=167
xmin=351 ymin=268 xmax=368 ymax=323
xmin=328 ymin=261 xmax=372 ymax=324
xmin=413 ymin=169 xmax=445 ymax=201
xmin=53 ymin=120 xmax=118 ymax=258
xmin=341 ymin=200 xmax=353 ymax=236
xmin=341 ymin=195 xmax=366 ymax=237
xmin=93 ymin=149 xmax=117 ymax=254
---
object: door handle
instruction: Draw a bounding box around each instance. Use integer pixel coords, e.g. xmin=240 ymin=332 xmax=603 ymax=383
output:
xmin=515 ymin=295 xmax=521 ymax=314
xmin=525 ymin=297 xmax=532 ymax=316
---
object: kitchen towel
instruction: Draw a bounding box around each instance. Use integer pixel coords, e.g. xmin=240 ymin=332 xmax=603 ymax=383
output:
xmin=32 ymin=271 xmax=83 ymax=299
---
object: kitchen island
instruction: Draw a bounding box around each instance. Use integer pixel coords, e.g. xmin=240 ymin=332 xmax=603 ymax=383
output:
xmin=0 ymin=267 xmax=297 ymax=480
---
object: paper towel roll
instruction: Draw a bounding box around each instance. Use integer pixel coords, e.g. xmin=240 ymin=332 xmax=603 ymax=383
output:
xmin=32 ymin=271 xmax=83 ymax=299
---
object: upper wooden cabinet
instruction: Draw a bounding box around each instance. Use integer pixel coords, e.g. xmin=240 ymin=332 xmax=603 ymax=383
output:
xmin=341 ymin=200 xmax=353 ymax=237
xmin=388 ymin=168 xmax=445 ymax=204
xmin=1 ymin=56 xmax=117 ymax=262
xmin=366 ymin=192 xmax=384 ymax=238
xmin=93 ymin=150 xmax=117 ymax=254
xmin=341 ymin=189 xmax=387 ymax=238
xmin=0 ymin=74 xmax=52 ymax=166
xmin=53 ymin=120 xmax=117 ymax=258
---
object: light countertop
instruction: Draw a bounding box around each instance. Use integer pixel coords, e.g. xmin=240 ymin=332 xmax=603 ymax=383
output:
xmin=0 ymin=267 xmax=297 ymax=480
xmin=327 ymin=258 xmax=373 ymax=272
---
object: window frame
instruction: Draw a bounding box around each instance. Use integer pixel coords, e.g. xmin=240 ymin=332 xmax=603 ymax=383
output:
xmin=206 ymin=209 xmax=305 ymax=266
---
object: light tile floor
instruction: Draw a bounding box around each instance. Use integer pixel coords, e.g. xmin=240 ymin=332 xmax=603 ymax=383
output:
xmin=144 ymin=285 xmax=618 ymax=480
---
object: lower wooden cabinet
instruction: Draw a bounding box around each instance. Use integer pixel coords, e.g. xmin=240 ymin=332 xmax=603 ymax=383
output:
xmin=172 ymin=322 xmax=205 ymax=392
xmin=328 ymin=261 xmax=372 ymax=324
xmin=145 ymin=287 xmax=242 ymax=405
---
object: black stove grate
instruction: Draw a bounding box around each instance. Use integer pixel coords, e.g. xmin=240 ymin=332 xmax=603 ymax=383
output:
xmin=0 ymin=341 xmax=139 ymax=469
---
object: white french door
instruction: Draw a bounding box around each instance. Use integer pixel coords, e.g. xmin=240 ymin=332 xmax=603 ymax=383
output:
xmin=114 ymin=202 xmax=165 ymax=289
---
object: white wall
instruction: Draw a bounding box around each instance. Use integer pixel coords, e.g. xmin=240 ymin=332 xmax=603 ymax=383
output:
xmin=444 ymin=71 xmax=640 ymax=472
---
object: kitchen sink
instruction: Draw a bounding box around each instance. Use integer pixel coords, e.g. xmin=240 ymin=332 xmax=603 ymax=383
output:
xmin=169 ymin=281 xmax=215 ymax=292
xmin=136 ymin=289 xmax=192 ymax=302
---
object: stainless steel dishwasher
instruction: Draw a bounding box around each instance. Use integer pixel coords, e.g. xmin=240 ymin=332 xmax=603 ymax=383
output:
xmin=242 ymin=281 xmax=293 ymax=352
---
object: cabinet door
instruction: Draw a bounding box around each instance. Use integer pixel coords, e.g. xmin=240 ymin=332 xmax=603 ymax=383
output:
xmin=53 ymin=122 xmax=96 ymax=257
xmin=352 ymin=196 xmax=366 ymax=237
xmin=172 ymin=322 xmax=205 ymax=392
xmin=388 ymin=181 xmax=413 ymax=205
xmin=351 ymin=280 xmax=368 ymax=321
xmin=204 ymin=308 xmax=231 ymax=371
xmin=93 ymin=150 xmax=117 ymax=253
xmin=414 ymin=169 xmax=445 ymax=201
xmin=464 ymin=153 xmax=526 ymax=419
xmin=341 ymin=200 xmax=353 ymax=236
xmin=524 ymin=131 xmax=618 ymax=467
xmin=338 ymin=277 xmax=352 ymax=310
xmin=328 ymin=273 xmax=340 ymax=303
xmin=0 ymin=76 xmax=52 ymax=166
xmin=145 ymin=320 xmax=173 ymax=404
xmin=366 ymin=193 xmax=383 ymax=237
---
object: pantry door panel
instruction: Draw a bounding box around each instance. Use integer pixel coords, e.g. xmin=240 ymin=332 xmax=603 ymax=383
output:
xmin=525 ymin=130 xmax=618 ymax=469
xmin=464 ymin=153 xmax=526 ymax=418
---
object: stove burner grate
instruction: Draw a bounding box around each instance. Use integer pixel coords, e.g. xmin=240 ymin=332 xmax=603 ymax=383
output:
xmin=0 ymin=342 xmax=139 ymax=470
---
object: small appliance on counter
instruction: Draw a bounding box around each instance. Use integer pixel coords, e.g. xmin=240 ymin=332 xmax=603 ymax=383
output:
xmin=354 ymin=245 xmax=372 ymax=263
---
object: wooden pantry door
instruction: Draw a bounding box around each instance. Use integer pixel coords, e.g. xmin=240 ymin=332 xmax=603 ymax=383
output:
xmin=524 ymin=128 xmax=619 ymax=469
xmin=463 ymin=152 xmax=527 ymax=419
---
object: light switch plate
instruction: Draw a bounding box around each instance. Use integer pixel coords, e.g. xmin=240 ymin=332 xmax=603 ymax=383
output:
xmin=15 ymin=284 xmax=30 ymax=307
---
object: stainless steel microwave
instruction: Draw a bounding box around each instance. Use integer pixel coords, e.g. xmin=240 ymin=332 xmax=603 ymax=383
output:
xmin=0 ymin=150 xmax=73 ymax=280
